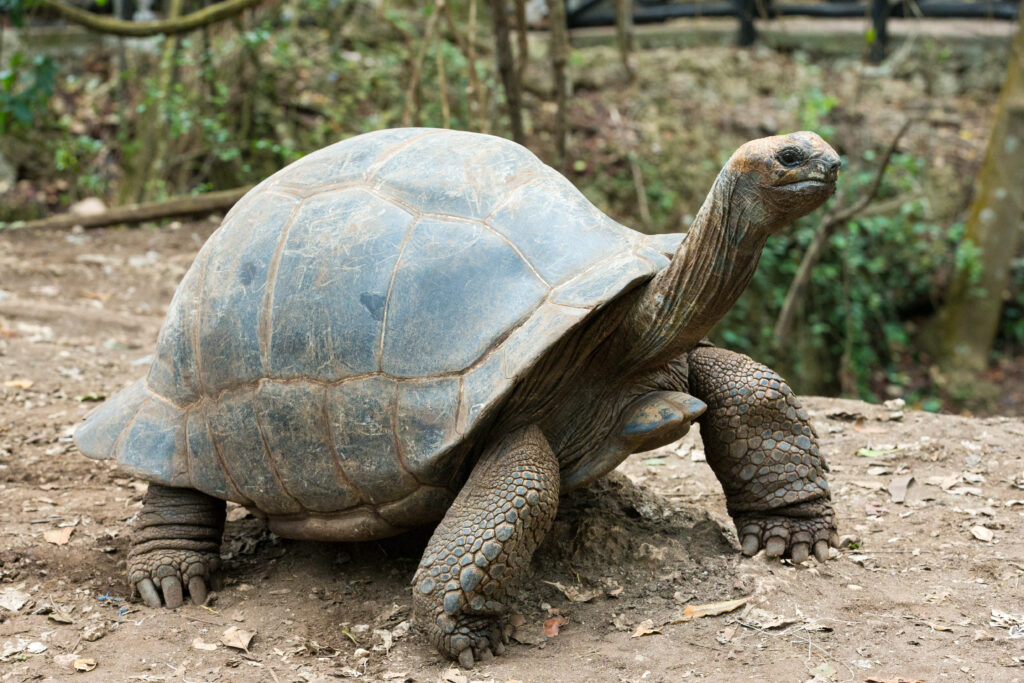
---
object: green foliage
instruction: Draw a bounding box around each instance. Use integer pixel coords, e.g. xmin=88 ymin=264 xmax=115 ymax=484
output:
xmin=798 ymin=87 xmax=837 ymax=140
xmin=0 ymin=53 xmax=56 ymax=133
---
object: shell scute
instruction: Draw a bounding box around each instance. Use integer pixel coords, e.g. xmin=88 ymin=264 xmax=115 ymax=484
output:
xmin=325 ymin=377 xmax=420 ymax=504
xmin=185 ymin=408 xmax=239 ymax=502
xmin=147 ymin=254 xmax=204 ymax=405
xmin=270 ymin=127 xmax=434 ymax=191
xmin=255 ymin=381 xmax=361 ymax=512
xmin=381 ymin=216 xmax=549 ymax=378
xmin=199 ymin=192 xmax=301 ymax=391
xmin=74 ymin=378 xmax=148 ymax=461
xmin=551 ymin=252 xmax=652 ymax=308
xmin=114 ymin=393 xmax=187 ymax=486
xmin=486 ymin=170 xmax=633 ymax=286
xmin=267 ymin=188 xmax=414 ymax=380
xmin=368 ymin=131 xmax=541 ymax=219
xmin=205 ymin=387 xmax=302 ymax=515
xmin=396 ymin=378 xmax=463 ymax=487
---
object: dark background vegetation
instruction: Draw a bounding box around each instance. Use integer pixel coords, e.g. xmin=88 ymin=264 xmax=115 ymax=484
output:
xmin=1 ymin=1 xmax=1022 ymax=414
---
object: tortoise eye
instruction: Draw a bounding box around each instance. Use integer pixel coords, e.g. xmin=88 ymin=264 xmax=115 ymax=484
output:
xmin=776 ymin=147 xmax=804 ymax=167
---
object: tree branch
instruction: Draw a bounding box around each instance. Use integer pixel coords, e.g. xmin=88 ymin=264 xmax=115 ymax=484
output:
xmin=38 ymin=0 xmax=265 ymax=37
xmin=772 ymin=118 xmax=917 ymax=346
xmin=1 ymin=187 xmax=253 ymax=232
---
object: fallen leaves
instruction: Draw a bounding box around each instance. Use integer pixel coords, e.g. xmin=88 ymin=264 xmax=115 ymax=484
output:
xmin=221 ymin=626 xmax=255 ymax=652
xmin=0 ymin=585 xmax=30 ymax=612
xmin=543 ymin=580 xmax=601 ymax=603
xmin=543 ymin=615 xmax=568 ymax=637
xmin=630 ymin=619 xmax=661 ymax=638
xmin=73 ymin=658 xmax=97 ymax=672
xmin=887 ymin=475 xmax=915 ymax=504
xmin=43 ymin=526 xmax=74 ymax=545
xmin=679 ymin=597 xmax=749 ymax=621
xmin=192 ymin=637 xmax=218 ymax=651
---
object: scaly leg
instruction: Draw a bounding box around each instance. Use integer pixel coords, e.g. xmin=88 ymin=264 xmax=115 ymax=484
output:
xmin=128 ymin=484 xmax=225 ymax=607
xmin=688 ymin=345 xmax=838 ymax=563
xmin=412 ymin=425 xmax=559 ymax=667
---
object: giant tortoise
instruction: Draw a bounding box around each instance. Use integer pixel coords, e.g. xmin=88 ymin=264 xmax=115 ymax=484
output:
xmin=76 ymin=128 xmax=841 ymax=665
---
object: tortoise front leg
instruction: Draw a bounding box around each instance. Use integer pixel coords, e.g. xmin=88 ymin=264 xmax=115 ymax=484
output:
xmin=688 ymin=345 xmax=838 ymax=564
xmin=413 ymin=425 xmax=558 ymax=667
xmin=129 ymin=484 xmax=225 ymax=607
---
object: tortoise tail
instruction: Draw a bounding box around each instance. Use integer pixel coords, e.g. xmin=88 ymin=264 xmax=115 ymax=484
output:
xmin=74 ymin=378 xmax=189 ymax=486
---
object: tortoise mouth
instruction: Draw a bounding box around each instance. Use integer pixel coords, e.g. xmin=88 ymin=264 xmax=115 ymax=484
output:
xmin=777 ymin=178 xmax=835 ymax=193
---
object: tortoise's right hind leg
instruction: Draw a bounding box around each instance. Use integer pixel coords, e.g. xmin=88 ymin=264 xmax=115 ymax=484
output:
xmin=128 ymin=484 xmax=225 ymax=608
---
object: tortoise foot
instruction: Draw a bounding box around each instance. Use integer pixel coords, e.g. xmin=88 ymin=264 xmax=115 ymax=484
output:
xmin=129 ymin=548 xmax=222 ymax=608
xmin=129 ymin=484 xmax=225 ymax=608
xmin=425 ymin=611 xmax=509 ymax=668
xmin=734 ymin=499 xmax=838 ymax=564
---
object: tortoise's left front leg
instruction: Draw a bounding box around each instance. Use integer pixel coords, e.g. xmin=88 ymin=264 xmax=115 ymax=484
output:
xmin=413 ymin=425 xmax=558 ymax=667
xmin=688 ymin=345 xmax=838 ymax=564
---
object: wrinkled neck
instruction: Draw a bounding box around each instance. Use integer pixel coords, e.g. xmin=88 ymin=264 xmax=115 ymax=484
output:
xmin=619 ymin=171 xmax=771 ymax=372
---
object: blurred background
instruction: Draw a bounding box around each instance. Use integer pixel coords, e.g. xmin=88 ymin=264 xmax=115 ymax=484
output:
xmin=1 ymin=0 xmax=1022 ymax=414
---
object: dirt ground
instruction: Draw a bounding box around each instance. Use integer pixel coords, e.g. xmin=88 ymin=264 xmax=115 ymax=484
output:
xmin=1 ymin=222 xmax=1023 ymax=683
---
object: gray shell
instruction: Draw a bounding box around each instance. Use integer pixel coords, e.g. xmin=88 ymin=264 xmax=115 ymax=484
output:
xmin=75 ymin=128 xmax=682 ymax=537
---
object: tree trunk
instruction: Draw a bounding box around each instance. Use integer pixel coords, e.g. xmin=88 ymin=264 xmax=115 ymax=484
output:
xmin=547 ymin=0 xmax=569 ymax=169
xmin=614 ymin=0 xmax=634 ymax=81
xmin=489 ymin=0 xmax=523 ymax=143
xmin=118 ymin=0 xmax=184 ymax=204
xmin=937 ymin=19 xmax=1024 ymax=380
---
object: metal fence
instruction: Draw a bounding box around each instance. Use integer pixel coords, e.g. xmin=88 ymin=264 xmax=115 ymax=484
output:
xmin=565 ymin=0 xmax=1021 ymax=62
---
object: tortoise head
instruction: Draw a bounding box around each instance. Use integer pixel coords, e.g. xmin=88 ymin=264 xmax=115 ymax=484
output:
xmin=725 ymin=131 xmax=840 ymax=232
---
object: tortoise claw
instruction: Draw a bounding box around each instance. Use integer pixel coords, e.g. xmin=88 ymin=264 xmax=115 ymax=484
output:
xmin=813 ymin=540 xmax=829 ymax=563
xmin=458 ymin=648 xmax=475 ymax=669
xmin=764 ymin=536 xmax=787 ymax=558
xmin=138 ymin=578 xmax=162 ymax=608
xmin=790 ymin=542 xmax=810 ymax=564
xmin=161 ymin=576 xmax=184 ymax=608
xmin=189 ymin=576 xmax=209 ymax=605
xmin=741 ymin=534 xmax=760 ymax=556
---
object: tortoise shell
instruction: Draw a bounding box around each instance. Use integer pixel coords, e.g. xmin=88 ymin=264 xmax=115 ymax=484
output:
xmin=74 ymin=129 xmax=683 ymax=540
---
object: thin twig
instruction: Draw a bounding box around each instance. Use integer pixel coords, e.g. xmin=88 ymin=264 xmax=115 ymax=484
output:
xmin=436 ymin=18 xmax=452 ymax=128
xmin=401 ymin=2 xmax=440 ymax=127
xmin=773 ymin=118 xmax=918 ymax=346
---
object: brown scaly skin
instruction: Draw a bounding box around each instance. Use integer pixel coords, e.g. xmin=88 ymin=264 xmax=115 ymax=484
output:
xmin=128 ymin=484 xmax=225 ymax=608
xmin=126 ymin=132 xmax=841 ymax=666
xmin=412 ymin=426 xmax=559 ymax=667
xmin=687 ymin=345 xmax=837 ymax=563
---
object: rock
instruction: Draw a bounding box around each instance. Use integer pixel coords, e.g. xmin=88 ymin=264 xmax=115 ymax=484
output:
xmin=69 ymin=197 xmax=107 ymax=217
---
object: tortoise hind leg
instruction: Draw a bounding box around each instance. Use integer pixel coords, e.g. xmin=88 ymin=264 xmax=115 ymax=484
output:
xmin=413 ymin=425 xmax=559 ymax=667
xmin=129 ymin=484 xmax=225 ymax=608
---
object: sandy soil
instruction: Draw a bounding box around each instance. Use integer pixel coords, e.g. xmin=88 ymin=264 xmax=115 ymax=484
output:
xmin=1 ymin=223 xmax=1023 ymax=683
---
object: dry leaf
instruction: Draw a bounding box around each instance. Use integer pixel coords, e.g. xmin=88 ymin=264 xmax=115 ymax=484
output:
xmin=44 ymin=527 xmax=73 ymax=545
xmin=630 ymin=619 xmax=662 ymax=638
xmin=969 ymin=525 xmax=994 ymax=542
xmin=543 ymin=580 xmax=599 ymax=603
xmin=3 ymin=379 xmax=34 ymax=389
xmin=676 ymin=596 xmax=749 ymax=622
xmin=0 ymin=586 xmax=30 ymax=612
xmin=192 ymin=637 xmax=218 ymax=651
xmin=543 ymin=616 xmax=568 ymax=637
xmin=221 ymin=626 xmax=255 ymax=651
xmin=888 ymin=475 xmax=915 ymax=504
xmin=73 ymin=658 xmax=97 ymax=672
